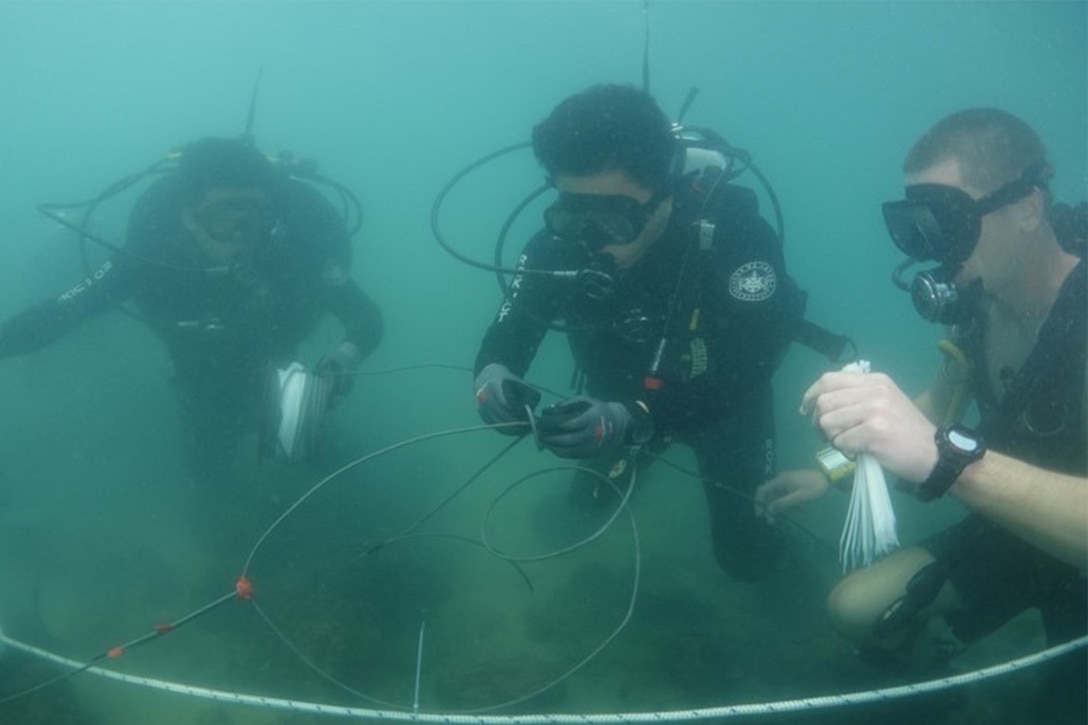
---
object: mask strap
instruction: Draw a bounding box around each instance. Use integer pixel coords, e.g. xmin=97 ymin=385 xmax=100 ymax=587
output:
xmin=976 ymin=161 xmax=1046 ymax=215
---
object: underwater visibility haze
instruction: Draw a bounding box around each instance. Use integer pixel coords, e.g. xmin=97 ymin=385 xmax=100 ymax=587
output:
xmin=0 ymin=1 xmax=1085 ymax=724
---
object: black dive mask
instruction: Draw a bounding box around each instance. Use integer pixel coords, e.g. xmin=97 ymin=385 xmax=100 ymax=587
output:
xmin=881 ymin=164 xmax=1043 ymax=265
xmin=544 ymin=191 xmax=666 ymax=252
xmin=885 ymin=164 xmax=1045 ymax=326
xmin=194 ymin=196 xmax=275 ymax=249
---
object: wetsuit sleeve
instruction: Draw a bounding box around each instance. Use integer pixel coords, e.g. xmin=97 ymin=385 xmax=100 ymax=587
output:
xmin=0 ymin=256 xmax=135 ymax=358
xmin=474 ymin=232 xmax=568 ymax=378
xmin=280 ymin=178 xmax=383 ymax=359
xmin=650 ymin=190 xmax=798 ymax=430
xmin=325 ymin=278 xmax=383 ymax=359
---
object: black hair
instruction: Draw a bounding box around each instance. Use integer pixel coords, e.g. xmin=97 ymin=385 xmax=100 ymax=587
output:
xmin=175 ymin=137 xmax=280 ymax=204
xmin=903 ymin=108 xmax=1053 ymax=194
xmin=531 ymin=84 xmax=675 ymax=192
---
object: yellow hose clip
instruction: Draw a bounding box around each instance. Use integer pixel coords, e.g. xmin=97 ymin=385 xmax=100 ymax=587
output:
xmin=937 ymin=338 xmax=971 ymax=425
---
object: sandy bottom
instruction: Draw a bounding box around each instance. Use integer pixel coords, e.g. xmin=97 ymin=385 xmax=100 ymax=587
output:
xmin=0 ymin=369 xmax=1081 ymax=725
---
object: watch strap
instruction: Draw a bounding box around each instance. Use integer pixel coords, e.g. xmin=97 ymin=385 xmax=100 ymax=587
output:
xmin=917 ymin=454 xmax=962 ymax=501
xmin=917 ymin=424 xmax=984 ymax=502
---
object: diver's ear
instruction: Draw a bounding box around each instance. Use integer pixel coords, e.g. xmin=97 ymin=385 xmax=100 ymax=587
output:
xmin=1015 ymin=187 xmax=1046 ymax=233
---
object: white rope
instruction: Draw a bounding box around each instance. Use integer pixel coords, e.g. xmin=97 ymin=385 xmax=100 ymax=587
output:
xmin=2 ymin=631 xmax=1083 ymax=722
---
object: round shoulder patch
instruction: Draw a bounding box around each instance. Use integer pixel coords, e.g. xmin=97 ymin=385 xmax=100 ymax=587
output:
xmin=728 ymin=261 xmax=777 ymax=302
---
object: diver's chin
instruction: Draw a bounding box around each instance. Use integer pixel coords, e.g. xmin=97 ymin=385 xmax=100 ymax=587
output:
xmin=600 ymin=239 xmax=653 ymax=270
xmin=598 ymin=245 xmax=633 ymax=269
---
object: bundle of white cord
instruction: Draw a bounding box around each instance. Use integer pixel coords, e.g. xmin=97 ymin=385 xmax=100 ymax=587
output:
xmin=838 ymin=360 xmax=900 ymax=571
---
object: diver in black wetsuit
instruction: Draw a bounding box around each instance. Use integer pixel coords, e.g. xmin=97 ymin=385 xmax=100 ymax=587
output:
xmin=473 ymin=85 xmax=805 ymax=582
xmin=757 ymin=108 xmax=1086 ymax=722
xmin=0 ymin=137 xmax=383 ymax=476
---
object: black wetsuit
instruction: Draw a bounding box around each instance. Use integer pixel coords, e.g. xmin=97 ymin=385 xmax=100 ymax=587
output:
xmin=926 ymin=258 xmax=1086 ymax=718
xmin=0 ymin=173 xmax=383 ymax=466
xmin=475 ymin=176 xmax=802 ymax=581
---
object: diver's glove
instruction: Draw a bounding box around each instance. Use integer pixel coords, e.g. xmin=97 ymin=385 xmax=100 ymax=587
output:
xmin=316 ymin=341 xmax=363 ymax=407
xmin=474 ymin=362 xmax=541 ymax=434
xmin=535 ymin=396 xmax=632 ymax=459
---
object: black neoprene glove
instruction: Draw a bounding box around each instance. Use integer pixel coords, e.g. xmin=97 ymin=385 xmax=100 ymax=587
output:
xmin=316 ymin=341 xmax=363 ymax=407
xmin=535 ymin=396 xmax=632 ymax=459
xmin=474 ymin=363 xmax=541 ymax=434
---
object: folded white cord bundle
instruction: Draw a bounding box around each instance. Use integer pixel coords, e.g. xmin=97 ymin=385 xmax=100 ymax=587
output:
xmin=838 ymin=360 xmax=900 ymax=571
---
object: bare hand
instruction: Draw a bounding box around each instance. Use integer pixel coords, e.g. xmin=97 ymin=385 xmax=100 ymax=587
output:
xmin=800 ymin=371 xmax=938 ymax=484
xmin=755 ymin=469 xmax=830 ymax=524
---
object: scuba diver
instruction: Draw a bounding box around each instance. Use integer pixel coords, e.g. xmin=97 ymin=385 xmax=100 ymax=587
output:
xmin=0 ymin=137 xmax=384 ymax=479
xmin=473 ymin=84 xmax=809 ymax=583
xmin=755 ymin=108 xmax=1086 ymax=722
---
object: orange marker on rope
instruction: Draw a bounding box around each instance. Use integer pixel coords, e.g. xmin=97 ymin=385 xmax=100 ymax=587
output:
xmin=235 ymin=576 xmax=254 ymax=601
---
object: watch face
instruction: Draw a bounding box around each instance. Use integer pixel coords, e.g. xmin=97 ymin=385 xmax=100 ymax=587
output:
xmin=948 ymin=426 xmax=982 ymax=454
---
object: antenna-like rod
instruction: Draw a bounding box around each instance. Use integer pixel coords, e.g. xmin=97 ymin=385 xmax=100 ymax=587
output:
xmin=676 ymin=86 xmax=699 ymax=124
xmin=641 ymin=0 xmax=651 ymax=93
xmin=412 ymin=620 xmax=426 ymax=713
xmin=242 ymin=68 xmax=264 ymax=145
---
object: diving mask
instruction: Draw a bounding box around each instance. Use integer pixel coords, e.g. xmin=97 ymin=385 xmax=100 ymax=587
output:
xmin=544 ymin=191 xmax=666 ymax=251
xmin=882 ymin=164 xmax=1043 ymax=265
xmin=193 ymin=193 xmax=273 ymax=249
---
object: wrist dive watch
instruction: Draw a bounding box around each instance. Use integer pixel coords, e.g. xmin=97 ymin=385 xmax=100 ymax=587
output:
xmin=917 ymin=424 xmax=986 ymax=501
